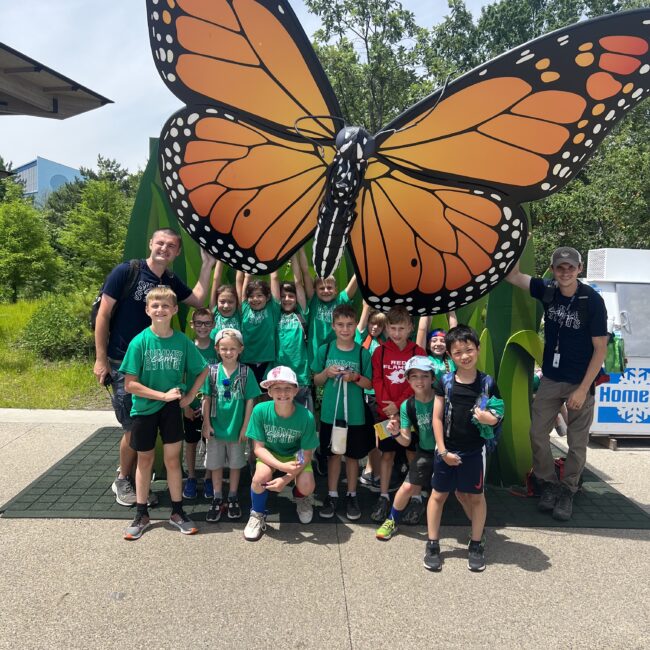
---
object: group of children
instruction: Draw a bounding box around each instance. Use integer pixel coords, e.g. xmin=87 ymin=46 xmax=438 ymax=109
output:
xmin=118 ymin=252 xmax=503 ymax=572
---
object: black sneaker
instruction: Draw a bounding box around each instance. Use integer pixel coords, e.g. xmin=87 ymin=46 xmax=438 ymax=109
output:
xmin=423 ymin=540 xmax=442 ymax=571
xmin=552 ymin=486 xmax=574 ymax=521
xmin=319 ymin=495 xmax=338 ymax=519
xmin=206 ymin=498 xmax=223 ymax=523
xmin=345 ymin=495 xmax=361 ymax=521
xmin=468 ymin=540 xmax=486 ymax=572
xmin=401 ymin=497 xmax=425 ymax=525
xmin=370 ymin=495 xmax=390 ymax=522
xmin=227 ymin=496 xmax=242 ymax=520
xmin=538 ymin=481 xmax=558 ymax=512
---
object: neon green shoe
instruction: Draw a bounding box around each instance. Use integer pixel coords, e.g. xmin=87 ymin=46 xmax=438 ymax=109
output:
xmin=376 ymin=518 xmax=397 ymax=541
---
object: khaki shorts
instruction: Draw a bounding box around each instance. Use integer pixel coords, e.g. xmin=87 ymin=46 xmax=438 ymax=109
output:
xmin=205 ymin=438 xmax=246 ymax=470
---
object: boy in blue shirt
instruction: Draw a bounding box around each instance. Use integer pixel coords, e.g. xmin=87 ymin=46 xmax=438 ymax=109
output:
xmin=120 ymin=287 xmax=209 ymax=540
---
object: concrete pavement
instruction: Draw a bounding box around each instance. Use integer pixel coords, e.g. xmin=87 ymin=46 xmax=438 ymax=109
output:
xmin=0 ymin=409 xmax=648 ymax=650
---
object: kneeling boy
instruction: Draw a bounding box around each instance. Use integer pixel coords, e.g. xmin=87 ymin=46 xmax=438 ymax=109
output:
xmin=121 ymin=286 xmax=209 ymax=540
xmin=244 ymin=366 xmax=318 ymax=541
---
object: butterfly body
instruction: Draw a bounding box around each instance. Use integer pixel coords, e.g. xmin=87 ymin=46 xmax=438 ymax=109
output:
xmin=313 ymin=126 xmax=374 ymax=278
xmin=148 ymin=1 xmax=650 ymax=314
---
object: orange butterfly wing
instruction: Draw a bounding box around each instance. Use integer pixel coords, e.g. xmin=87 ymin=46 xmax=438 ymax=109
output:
xmin=147 ymin=0 xmax=341 ymax=139
xmin=350 ymin=10 xmax=649 ymax=312
xmin=161 ymin=108 xmax=333 ymax=272
xmin=350 ymin=165 xmax=524 ymax=314
xmin=374 ymin=10 xmax=650 ymax=201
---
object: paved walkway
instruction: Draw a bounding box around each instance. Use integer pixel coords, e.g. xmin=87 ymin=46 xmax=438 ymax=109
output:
xmin=0 ymin=409 xmax=648 ymax=649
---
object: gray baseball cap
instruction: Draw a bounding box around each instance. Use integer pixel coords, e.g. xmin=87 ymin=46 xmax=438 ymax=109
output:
xmin=550 ymin=247 xmax=582 ymax=268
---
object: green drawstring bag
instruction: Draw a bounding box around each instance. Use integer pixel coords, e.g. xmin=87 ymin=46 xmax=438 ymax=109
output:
xmin=604 ymin=331 xmax=626 ymax=375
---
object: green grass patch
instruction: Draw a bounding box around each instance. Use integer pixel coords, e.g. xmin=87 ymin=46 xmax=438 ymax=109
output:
xmin=0 ymin=301 xmax=108 ymax=409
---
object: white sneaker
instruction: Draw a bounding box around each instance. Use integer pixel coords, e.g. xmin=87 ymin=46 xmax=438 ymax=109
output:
xmin=295 ymin=495 xmax=313 ymax=524
xmin=244 ymin=510 xmax=266 ymax=541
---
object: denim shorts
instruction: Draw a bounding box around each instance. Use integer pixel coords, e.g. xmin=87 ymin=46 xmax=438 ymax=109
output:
xmin=109 ymin=359 xmax=133 ymax=431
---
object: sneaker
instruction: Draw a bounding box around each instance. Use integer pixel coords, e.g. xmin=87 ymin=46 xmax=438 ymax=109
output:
xmin=552 ymin=486 xmax=574 ymax=521
xmin=468 ymin=541 xmax=486 ymax=572
xmin=346 ymin=494 xmax=361 ymax=521
xmin=168 ymin=511 xmax=199 ymax=535
xmin=376 ymin=518 xmax=397 ymax=541
xmin=244 ymin=510 xmax=266 ymax=541
xmin=319 ymin=495 xmax=338 ymax=519
xmin=147 ymin=491 xmax=159 ymax=508
xmin=203 ymin=478 xmax=214 ymax=500
xmin=123 ymin=513 xmax=150 ymax=540
xmin=401 ymin=498 xmax=425 ymax=525
xmin=370 ymin=495 xmax=390 ymax=522
xmin=296 ymin=495 xmax=314 ymax=524
xmin=359 ymin=471 xmax=375 ymax=487
xmin=183 ymin=478 xmax=198 ymax=499
xmin=112 ymin=478 xmax=136 ymax=507
xmin=423 ymin=540 xmax=442 ymax=571
xmin=538 ymin=481 xmax=558 ymax=512
xmin=206 ymin=498 xmax=223 ymax=523
xmin=227 ymin=496 xmax=242 ymax=520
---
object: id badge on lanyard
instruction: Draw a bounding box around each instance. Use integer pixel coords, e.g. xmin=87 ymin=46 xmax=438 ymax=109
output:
xmin=552 ymin=292 xmax=577 ymax=369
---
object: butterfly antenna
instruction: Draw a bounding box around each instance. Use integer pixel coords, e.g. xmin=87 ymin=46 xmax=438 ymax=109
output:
xmin=294 ymin=115 xmax=346 ymax=160
xmin=375 ymin=72 xmax=455 ymax=139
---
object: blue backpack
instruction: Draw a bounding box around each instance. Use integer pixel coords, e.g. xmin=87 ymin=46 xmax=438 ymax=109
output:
xmin=440 ymin=371 xmax=503 ymax=454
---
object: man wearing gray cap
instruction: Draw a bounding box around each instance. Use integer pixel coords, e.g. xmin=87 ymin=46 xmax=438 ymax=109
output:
xmin=505 ymin=247 xmax=607 ymax=521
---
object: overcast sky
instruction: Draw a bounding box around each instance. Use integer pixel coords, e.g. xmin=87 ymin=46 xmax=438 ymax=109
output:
xmin=1 ymin=0 xmax=490 ymax=173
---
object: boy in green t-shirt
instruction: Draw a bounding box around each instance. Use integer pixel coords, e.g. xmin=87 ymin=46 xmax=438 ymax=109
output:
xmin=312 ymin=304 xmax=374 ymax=521
xmin=201 ymin=328 xmax=261 ymax=522
xmin=120 ymin=287 xmax=209 ymax=541
xmin=244 ymin=366 xmax=318 ymax=541
xmin=305 ymin=271 xmax=358 ymax=363
xmin=183 ymin=308 xmax=218 ymax=501
xmin=238 ymin=276 xmax=281 ymax=384
xmin=270 ymin=255 xmax=312 ymax=411
xmin=375 ymin=356 xmax=436 ymax=541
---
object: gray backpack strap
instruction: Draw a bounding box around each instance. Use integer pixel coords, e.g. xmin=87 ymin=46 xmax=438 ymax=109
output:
xmin=209 ymin=362 xmax=221 ymax=419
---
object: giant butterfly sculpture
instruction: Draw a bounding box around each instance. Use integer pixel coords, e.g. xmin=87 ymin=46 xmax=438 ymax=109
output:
xmin=146 ymin=1 xmax=649 ymax=314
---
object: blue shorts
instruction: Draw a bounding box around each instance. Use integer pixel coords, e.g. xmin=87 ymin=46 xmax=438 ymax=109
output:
xmin=431 ymin=448 xmax=486 ymax=494
xmin=109 ymin=359 xmax=133 ymax=431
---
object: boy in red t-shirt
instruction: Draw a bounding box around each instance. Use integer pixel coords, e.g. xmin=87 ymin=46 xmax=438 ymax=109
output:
xmin=370 ymin=307 xmax=425 ymax=522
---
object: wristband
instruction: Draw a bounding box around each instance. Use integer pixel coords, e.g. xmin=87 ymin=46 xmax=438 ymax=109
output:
xmin=439 ymin=450 xmax=449 ymax=457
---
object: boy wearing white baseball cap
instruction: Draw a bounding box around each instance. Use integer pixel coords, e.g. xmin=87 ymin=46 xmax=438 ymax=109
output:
xmin=244 ymin=366 xmax=319 ymax=541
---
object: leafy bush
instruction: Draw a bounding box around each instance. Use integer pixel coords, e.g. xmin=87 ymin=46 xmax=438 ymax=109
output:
xmin=20 ymin=292 xmax=94 ymax=360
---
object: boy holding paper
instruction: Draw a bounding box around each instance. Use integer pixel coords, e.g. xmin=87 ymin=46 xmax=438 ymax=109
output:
xmin=370 ymin=307 xmax=425 ymax=522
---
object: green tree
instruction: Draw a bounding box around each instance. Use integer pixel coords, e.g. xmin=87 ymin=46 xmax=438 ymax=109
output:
xmin=58 ymin=179 xmax=132 ymax=288
xmin=79 ymin=154 xmax=136 ymax=197
xmin=306 ymin=0 xmax=429 ymax=130
xmin=0 ymin=196 xmax=60 ymax=302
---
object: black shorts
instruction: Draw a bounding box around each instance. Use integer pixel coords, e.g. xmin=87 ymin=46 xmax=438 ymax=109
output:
xmin=364 ymin=394 xmax=381 ymax=424
xmin=130 ymin=401 xmax=184 ymax=452
xmin=431 ymin=447 xmax=486 ymax=494
xmin=319 ymin=421 xmax=374 ymax=460
xmin=378 ymin=434 xmax=417 ymax=454
xmin=183 ymin=414 xmax=203 ymax=444
xmin=405 ymin=448 xmax=435 ymax=487
xmin=247 ymin=362 xmax=270 ymax=386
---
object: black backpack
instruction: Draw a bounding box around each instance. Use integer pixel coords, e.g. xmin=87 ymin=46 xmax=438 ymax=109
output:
xmin=89 ymin=260 xmax=140 ymax=331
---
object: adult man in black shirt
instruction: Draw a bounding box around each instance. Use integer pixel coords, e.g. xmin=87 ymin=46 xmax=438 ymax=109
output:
xmin=505 ymin=247 xmax=607 ymax=520
xmin=94 ymin=228 xmax=216 ymax=505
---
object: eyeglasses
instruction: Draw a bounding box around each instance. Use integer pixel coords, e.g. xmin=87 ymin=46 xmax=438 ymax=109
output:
xmin=193 ymin=320 xmax=214 ymax=327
